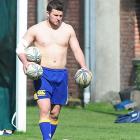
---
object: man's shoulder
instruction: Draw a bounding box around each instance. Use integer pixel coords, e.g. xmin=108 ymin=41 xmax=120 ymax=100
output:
xmin=62 ymin=22 xmax=74 ymax=32
xmin=28 ymin=21 xmax=44 ymax=30
xmin=62 ymin=22 xmax=72 ymax=28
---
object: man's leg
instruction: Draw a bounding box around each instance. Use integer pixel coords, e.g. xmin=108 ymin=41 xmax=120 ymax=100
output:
xmin=37 ymin=98 xmax=51 ymax=140
xmin=50 ymin=105 xmax=61 ymax=138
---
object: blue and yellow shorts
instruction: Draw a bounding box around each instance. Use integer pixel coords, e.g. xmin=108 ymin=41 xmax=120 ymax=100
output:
xmin=33 ymin=67 xmax=68 ymax=105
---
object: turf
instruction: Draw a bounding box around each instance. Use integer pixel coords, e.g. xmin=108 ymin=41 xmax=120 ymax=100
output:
xmin=0 ymin=103 xmax=140 ymax=140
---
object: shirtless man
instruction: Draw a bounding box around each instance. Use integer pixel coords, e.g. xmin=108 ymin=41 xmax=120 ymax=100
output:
xmin=16 ymin=0 xmax=88 ymax=140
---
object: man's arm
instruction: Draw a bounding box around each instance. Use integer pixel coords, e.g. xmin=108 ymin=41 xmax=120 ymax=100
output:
xmin=16 ymin=26 xmax=35 ymax=73
xmin=69 ymin=25 xmax=87 ymax=69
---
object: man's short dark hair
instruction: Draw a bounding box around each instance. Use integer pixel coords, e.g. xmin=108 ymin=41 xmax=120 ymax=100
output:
xmin=47 ymin=0 xmax=64 ymax=12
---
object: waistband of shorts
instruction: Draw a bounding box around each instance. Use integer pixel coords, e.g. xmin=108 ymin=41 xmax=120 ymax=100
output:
xmin=42 ymin=66 xmax=68 ymax=72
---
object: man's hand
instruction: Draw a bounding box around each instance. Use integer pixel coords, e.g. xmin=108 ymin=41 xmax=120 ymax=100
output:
xmin=23 ymin=61 xmax=35 ymax=74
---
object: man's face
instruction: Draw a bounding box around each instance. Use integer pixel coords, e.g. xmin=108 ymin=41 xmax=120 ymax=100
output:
xmin=48 ymin=9 xmax=63 ymax=27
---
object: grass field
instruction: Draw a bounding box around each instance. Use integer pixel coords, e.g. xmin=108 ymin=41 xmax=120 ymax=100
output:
xmin=0 ymin=102 xmax=140 ymax=140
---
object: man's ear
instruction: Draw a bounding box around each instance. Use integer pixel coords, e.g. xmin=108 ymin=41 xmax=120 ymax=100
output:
xmin=46 ymin=11 xmax=49 ymax=19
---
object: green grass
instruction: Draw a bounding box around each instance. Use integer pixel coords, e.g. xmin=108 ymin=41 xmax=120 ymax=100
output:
xmin=0 ymin=103 xmax=140 ymax=140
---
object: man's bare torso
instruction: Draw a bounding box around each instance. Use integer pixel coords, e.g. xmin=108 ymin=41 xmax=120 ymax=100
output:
xmin=31 ymin=21 xmax=71 ymax=69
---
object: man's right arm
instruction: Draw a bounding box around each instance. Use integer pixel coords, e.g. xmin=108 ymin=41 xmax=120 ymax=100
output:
xmin=16 ymin=26 xmax=35 ymax=73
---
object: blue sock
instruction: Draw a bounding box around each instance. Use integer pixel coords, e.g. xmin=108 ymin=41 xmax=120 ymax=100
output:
xmin=50 ymin=120 xmax=58 ymax=138
xmin=39 ymin=119 xmax=51 ymax=140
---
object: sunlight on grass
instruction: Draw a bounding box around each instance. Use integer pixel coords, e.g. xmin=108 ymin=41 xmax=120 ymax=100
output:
xmin=1 ymin=102 xmax=140 ymax=140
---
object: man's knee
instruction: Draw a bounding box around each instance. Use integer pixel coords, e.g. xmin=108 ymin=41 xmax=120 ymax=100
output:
xmin=40 ymin=109 xmax=48 ymax=115
xmin=39 ymin=108 xmax=50 ymax=119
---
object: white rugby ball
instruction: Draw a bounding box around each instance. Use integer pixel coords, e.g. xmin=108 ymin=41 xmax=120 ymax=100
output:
xmin=74 ymin=68 xmax=92 ymax=88
xmin=25 ymin=47 xmax=41 ymax=63
xmin=26 ymin=63 xmax=43 ymax=80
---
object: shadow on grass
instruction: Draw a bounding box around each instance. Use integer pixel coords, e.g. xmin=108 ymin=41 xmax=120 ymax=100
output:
xmin=84 ymin=102 xmax=130 ymax=117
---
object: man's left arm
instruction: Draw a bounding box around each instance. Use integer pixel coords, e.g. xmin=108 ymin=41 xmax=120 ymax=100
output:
xmin=69 ymin=26 xmax=87 ymax=69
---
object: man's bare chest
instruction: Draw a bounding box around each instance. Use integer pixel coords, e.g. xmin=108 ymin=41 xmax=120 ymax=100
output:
xmin=35 ymin=29 xmax=70 ymax=46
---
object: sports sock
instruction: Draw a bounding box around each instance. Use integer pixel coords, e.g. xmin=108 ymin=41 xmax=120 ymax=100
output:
xmin=50 ymin=119 xmax=58 ymax=138
xmin=39 ymin=119 xmax=51 ymax=140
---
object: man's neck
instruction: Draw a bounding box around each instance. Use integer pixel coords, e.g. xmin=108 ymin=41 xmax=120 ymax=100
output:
xmin=46 ymin=20 xmax=62 ymax=30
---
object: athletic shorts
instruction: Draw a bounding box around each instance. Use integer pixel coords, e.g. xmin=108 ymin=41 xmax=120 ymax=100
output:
xmin=33 ymin=67 xmax=68 ymax=105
